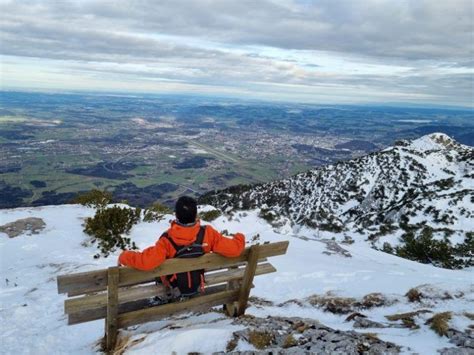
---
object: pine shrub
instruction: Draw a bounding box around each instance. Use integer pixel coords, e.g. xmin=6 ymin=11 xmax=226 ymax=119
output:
xmin=143 ymin=202 xmax=172 ymax=222
xmin=199 ymin=209 xmax=222 ymax=222
xmin=258 ymin=208 xmax=277 ymax=223
xmin=395 ymin=227 xmax=467 ymax=269
xmin=382 ymin=242 xmax=394 ymax=254
xmin=84 ymin=206 xmax=141 ymax=258
xmin=72 ymin=189 xmax=112 ymax=209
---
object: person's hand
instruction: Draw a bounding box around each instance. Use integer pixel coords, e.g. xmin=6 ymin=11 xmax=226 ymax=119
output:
xmin=117 ymin=260 xmax=123 ymax=267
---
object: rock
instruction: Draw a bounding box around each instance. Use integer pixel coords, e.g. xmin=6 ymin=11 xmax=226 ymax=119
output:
xmin=320 ymin=239 xmax=352 ymax=258
xmin=345 ymin=312 xmax=366 ymax=322
xmin=353 ymin=317 xmax=386 ymax=329
xmin=437 ymin=328 xmax=474 ymax=354
xmin=219 ymin=316 xmax=400 ymax=354
xmin=0 ymin=218 xmax=46 ymax=238
xmin=439 ymin=348 xmax=473 ymax=355
xmin=446 ymin=328 xmax=474 ymax=349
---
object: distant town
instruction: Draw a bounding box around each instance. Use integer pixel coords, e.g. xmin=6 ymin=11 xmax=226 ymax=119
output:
xmin=1 ymin=91 xmax=473 ymax=208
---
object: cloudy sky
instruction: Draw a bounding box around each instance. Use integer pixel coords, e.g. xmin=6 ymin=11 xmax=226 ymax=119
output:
xmin=1 ymin=0 xmax=473 ymax=107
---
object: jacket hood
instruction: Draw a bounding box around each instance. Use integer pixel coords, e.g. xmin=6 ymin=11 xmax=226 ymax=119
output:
xmin=167 ymin=220 xmax=202 ymax=245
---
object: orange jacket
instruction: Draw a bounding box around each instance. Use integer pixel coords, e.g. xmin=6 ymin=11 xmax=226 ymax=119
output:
xmin=118 ymin=220 xmax=246 ymax=271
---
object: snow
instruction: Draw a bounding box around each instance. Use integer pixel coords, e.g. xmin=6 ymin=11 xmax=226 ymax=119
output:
xmin=129 ymin=320 xmax=241 ymax=354
xmin=407 ymin=132 xmax=454 ymax=152
xmin=1 ymin=205 xmax=473 ymax=354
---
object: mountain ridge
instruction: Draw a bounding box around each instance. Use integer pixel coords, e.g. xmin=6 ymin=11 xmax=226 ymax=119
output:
xmin=200 ymin=133 xmax=473 ymax=268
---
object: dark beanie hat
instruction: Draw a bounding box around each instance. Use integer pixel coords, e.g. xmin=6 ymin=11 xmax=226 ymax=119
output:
xmin=175 ymin=196 xmax=197 ymax=224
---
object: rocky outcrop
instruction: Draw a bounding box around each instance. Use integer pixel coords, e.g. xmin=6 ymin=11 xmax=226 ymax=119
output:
xmin=218 ymin=316 xmax=400 ymax=354
xmin=0 ymin=217 xmax=46 ymax=238
xmin=438 ymin=328 xmax=474 ymax=354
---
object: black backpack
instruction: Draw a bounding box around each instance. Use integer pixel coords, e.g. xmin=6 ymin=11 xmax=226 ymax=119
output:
xmin=160 ymin=226 xmax=206 ymax=297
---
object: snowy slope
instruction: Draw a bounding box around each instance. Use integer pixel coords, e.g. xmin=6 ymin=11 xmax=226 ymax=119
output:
xmin=200 ymin=133 xmax=473 ymax=267
xmin=201 ymin=133 xmax=473 ymax=232
xmin=1 ymin=205 xmax=473 ymax=354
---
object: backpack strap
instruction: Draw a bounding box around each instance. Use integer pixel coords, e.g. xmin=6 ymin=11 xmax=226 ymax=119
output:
xmin=160 ymin=232 xmax=181 ymax=253
xmin=195 ymin=226 xmax=206 ymax=246
xmin=160 ymin=226 xmax=206 ymax=252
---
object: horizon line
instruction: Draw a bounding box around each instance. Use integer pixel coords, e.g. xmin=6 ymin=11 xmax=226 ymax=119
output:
xmin=1 ymin=87 xmax=473 ymax=111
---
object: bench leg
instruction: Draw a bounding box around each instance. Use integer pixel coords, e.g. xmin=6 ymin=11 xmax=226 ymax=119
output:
xmin=224 ymin=299 xmax=239 ymax=317
xmin=224 ymin=266 xmax=240 ymax=317
xmin=105 ymin=267 xmax=119 ymax=352
xmin=237 ymin=245 xmax=259 ymax=316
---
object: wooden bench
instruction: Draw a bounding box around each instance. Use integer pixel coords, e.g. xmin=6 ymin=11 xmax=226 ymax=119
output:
xmin=57 ymin=241 xmax=289 ymax=351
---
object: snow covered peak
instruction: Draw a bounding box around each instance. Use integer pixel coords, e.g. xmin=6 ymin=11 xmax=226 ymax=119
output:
xmin=201 ymin=133 xmax=473 ymax=268
xmin=407 ymin=132 xmax=458 ymax=152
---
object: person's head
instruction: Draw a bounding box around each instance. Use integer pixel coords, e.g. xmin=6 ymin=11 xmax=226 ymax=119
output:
xmin=175 ymin=196 xmax=197 ymax=224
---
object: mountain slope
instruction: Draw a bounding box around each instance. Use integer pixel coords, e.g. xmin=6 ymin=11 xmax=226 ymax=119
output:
xmin=200 ymin=133 xmax=473 ymax=267
xmin=0 ymin=205 xmax=473 ymax=354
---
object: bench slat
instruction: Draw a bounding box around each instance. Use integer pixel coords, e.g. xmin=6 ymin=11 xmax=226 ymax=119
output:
xmin=119 ymin=242 xmax=287 ymax=288
xmin=118 ymin=288 xmax=240 ymax=328
xmin=58 ymin=241 xmax=288 ymax=296
xmin=65 ymin=262 xmax=276 ymax=321
xmin=57 ymin=270 xmax=106 ymax=295
xmin=206 ymin=257 xmax=267 ymax=273
xmin=68 ymin=284 xmax=228 ymax=325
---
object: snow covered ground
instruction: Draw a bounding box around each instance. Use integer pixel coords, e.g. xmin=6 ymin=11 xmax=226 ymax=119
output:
xmin=0 ymin=204 xmax=472 ymax=354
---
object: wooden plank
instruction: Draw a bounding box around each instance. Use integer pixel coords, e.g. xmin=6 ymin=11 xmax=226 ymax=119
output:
xmin=65 ymin=283 xmax=167 ymax=315
xmin=57 ymin=241 xmax=288 ymax=296
xmin=237 ymin=245 xmax=259 ymax=316
xmin=205 ymin=262 xmax=274 ymax=286
xmin=205 ymin=258 xmax=267 ymax=273
xmin=118 ymin=289 xmax=240 ymax=328
xmin=68 ymin=284 xmax=228 ymax=325
xmin=119 ymin=242 xmax=287 ymax=289
xmin=57 ymin=269 xmax=106 ymax=296
xmin=65 ymin=263 xmax=276 ymax=323
xmin=224 ymin=266 xmax=240 ymax=317
xmin=105 ymin=267 xmax=119 ymax=351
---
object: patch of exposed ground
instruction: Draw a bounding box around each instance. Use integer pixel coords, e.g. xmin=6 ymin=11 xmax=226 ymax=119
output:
xmin=279 ymin=291 xmax=396 ymax=314
xmin=320 ymin=239 xmax=352 ymax=258
xmin=0 ymin=217 xmax=46 ymax=238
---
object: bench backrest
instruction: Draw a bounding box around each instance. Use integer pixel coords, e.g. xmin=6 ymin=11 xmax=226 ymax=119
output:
xmin=57 ymin=241 xmax=289 ymax=328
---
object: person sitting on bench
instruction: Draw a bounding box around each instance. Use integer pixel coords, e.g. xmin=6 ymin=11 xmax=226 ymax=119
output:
xmin=118 ymin=196 xmax=246 ymax=297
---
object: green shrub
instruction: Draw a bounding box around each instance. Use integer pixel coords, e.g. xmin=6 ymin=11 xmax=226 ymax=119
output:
xmin=434 ymin=178 xmax=455 ymax=190
xmin=395 ymin=227 xmax=465 ymax=269
xmin=84 ymin=206 xmax=141 ymax=258
xmin=258 ymin=208 xmax=277 ymax=223
xmin=319 ymin=222 xmax=343 ymax=233
xmin=453 ymin=232 xmax=474 ymax=267
xmin=143 ymin=202 xmax=172 ymax=222
xmin=72 ymin=189 xmax=112 ymax=209
xmin=199 ymin=209 xmax=222 ymax=222
xmin=368 ymin=224 xmax=399 ymax=241
xmin=382 ymin=242 xmax=394 ymax=254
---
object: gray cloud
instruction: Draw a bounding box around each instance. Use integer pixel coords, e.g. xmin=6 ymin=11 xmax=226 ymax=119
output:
xmin=1 ymin=0 xmax=473 ymax=106
xmin=4 ymin=0 xmax=470 ymax=61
